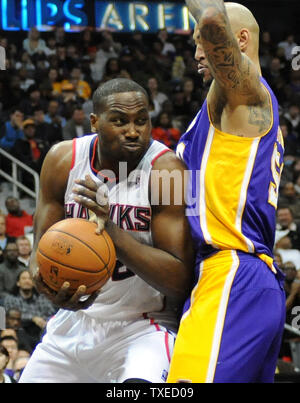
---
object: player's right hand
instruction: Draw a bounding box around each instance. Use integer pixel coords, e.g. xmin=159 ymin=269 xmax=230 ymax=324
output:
xmin=34 ymin=271 xmax=100 ymax=311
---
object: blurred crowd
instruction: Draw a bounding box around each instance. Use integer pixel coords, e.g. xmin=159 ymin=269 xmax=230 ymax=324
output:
xmin=0 ymin=25 xmax=300 ymax=380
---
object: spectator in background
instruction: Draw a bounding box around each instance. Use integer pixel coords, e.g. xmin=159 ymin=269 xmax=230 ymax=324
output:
xmin=263 ymin=57 xmax=286 ymax=89
xmin=280 ymin=118 xmax=298 ymax=157
xmin=19 ymin=85 xmax=46 ymax=117
xmin=33 ymin=107 xmax=62 ymax=148
xmin=150 ymin=39 xmax=172 ymax=80
xmin=19 ymin=67 xmax=35 ymax=92
xmin=276 ymin=206 xmax=300 ymax=250
xmin=43 ymin=68 xmax=62 ymax=98
xmin=95 ymin=38 xmax=119 ymax=82
xmin=44 ymin=36 xmax=57 ymax=57
xmin=12 ymin=119 xmax=47 ymax=190
xmin=0 ymin=109 xmax=24 ymax=151
xmin=279 ymin=182 xmax=300 ymax=219
xmin=63 ymin=106 xmax=91 ymax=140
xmin=5 ymin=197 xmax=33 ymax=238
xmin=101 ymin=30 xmax=122 ymax=55
xmin=152 ymin=112 xmax=181 ymax=150
xmin=0 ymin=336 xmax=19 ymax=379
xmin=284 ymin=104 xmax=300 ymax=133
xmin=22 ymin=27 xmax=47 ymax=57
xmin=80 ymin=28 xmax=96 ymax=55
xmin=2 ymin=76 xmax=24 ymax=114
xmin=275 ymin=236 xmax=300 ymax=270
xmin=44 ymin=99 xmax=66 ymax=129
xmin=147 ymin=77 xmax=168 ymax=109
xmin=157 ymin=28 xmax=176 ymax=56
xmin=130 ymin=31 xmax=149 ymax=55
xmin=89 ymin=49 xmax=104 ymax=83
xmin=15 ymin=52 xmax=35 ymax=74
xmin=0 ymin=241 xmax=23 ymax=297
xmin=16 ymin=236 xmax=31 ymax=268
xmin=172 ymin=55 xmax=186 ymax=83
xmin=5 ymin=309 xmax=34 ymax=352
xmin=274 ymin=252 xmax=284 ymax=270
xmin=102 ymin=57 xmax=122 ymax=82
xmin=283 ymin=262 xmax=300 ymax=311
xmin=0 ymin=345 xmax=16 ymax=383
xmin=278 ymin=34 xmax=298 ymax=61
xmin=54 ymin=27 xmax=65 ymax=46
xmin=3 ymin=270 xmax=57 ymax=348
xmin=59 ymin=83 xmax=84 ymax=120
xmin=56 ymin=45 xmax=69 ymax=74
xmin=0 ymin=214 xmax=15 ymax=263
xmin=259 ymin=31 xmax=276 ymax=69
xmin=61 ymin=67 xmax=91 ymax=101
xmin=294 ymin=172 xmax=300 ymax=195
xmin=13 ymin=356 xmax=30 ymax=382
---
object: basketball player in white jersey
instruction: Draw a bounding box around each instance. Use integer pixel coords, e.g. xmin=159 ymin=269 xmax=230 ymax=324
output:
xmin=19 ymin=79 xmax=194 ymax=383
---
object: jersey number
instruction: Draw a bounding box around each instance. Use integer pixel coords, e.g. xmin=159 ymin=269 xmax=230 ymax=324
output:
xmin=112 ymin=260 xmax=135 ymax=281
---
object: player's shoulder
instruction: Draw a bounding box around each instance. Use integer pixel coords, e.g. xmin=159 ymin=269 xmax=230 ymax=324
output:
xmin=151 ymin=149 xmax=187 ymax=172
xmin=40 ymin=140 xmax=73 ymax=190
xmin=45 ymin=140 xmax=73 ymax=169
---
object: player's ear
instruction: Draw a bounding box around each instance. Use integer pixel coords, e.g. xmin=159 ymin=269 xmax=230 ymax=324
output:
xmin=90 ymin=113 xmax=98 ymax=133
xmin=237 ymin=28 xmax=250 ymax=53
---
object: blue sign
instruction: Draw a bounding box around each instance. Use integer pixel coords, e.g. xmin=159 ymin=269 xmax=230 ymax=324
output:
xmin=0 ymin=0 xmax=195 ymax=32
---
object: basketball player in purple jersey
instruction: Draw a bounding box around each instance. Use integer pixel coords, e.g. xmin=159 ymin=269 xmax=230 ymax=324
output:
xmin=20 ymin=79 xmax=194 ymax=383
xmin=167 ymin=1 xmax=286 ymax=383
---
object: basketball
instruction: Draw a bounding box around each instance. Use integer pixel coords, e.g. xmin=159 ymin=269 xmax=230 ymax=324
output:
xmin=36 ymin=218 xmax=116 ymax=294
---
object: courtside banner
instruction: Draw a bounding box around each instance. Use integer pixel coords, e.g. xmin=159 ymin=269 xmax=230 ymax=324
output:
xmin=0 ymin=0 xmax=194 ymax=33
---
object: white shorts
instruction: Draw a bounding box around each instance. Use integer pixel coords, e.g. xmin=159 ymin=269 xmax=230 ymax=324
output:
xmin=19 ymin=310 xmax=175 ymax=383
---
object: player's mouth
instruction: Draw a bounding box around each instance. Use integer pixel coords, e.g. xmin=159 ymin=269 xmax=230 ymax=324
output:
xmin=198 ymin=64 xmax=209 ymax=74
xmin=122 ymin=142 xmax=142 ymax=152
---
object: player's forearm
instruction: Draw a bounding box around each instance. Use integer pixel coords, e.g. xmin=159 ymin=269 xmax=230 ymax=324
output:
xmin=106 ymin=221 xmax=192 ymax=300
xmin=186 ymin=0 xmax=226 ymax=23
xmin=189 ymin=0 xmax=243 ymax=90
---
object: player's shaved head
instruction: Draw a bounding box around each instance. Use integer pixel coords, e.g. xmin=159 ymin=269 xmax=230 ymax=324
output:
xmin=225 ymin=2 xmax=260 ymax=52
xmin=225 ymin=2 xmax=259 ymax=34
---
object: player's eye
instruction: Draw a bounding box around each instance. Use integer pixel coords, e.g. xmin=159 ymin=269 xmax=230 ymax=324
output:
xmin=136 ymin=118 xmax=148 ymax=126
xmin=110 ymin=118 xmax=126 ymax=126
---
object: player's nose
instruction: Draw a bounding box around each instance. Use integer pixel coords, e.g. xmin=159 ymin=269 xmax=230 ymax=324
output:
xmin=195 ymin=45 xmax=205 ymax=62
xmin=124 ymin=123 xmax=139 ymax=139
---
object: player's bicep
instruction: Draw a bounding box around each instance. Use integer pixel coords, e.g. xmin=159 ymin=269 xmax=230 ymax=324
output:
xmin=33 ymin=142 xmax=71 ymax=245
xmin=150 ymin=155 xmax=194 ymax=267
xmin=151 ymin=205 xmax=194 ymax=267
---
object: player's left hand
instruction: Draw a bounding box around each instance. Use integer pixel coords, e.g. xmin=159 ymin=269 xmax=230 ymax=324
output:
xmin=72 ymin=175 xmax=109 ymax=234
xmin=35 ymin=272 xmax=100 ymax=311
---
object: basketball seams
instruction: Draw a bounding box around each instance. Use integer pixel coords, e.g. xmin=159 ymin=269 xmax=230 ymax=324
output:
xmin=47 ymin=228 xmax=107 ymax=266
xmin=37 ymin=247 xmax=108 ymax=274
xmin=102 ymin=231 xmax=114 ymax=277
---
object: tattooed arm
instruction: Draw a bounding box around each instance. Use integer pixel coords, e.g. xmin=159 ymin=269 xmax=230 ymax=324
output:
xmin=187 ymin=0 xmax=266 ymax=106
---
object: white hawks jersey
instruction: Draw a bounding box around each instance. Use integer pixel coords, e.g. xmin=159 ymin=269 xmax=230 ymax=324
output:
xmin=62 ymin=133 xmax=178 ymax=330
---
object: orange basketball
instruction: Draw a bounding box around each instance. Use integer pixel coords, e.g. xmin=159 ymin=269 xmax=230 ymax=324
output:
xmin=36 ymin=218 xmax=116 ymax=294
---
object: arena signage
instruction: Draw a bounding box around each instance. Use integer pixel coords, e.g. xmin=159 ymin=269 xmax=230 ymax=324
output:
xmin=0 ymin=0 xmax=195 ymax=32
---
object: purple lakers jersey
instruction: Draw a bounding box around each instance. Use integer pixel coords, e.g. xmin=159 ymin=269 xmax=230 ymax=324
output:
xmin=177 ymin=77 xmax=284 ymax=272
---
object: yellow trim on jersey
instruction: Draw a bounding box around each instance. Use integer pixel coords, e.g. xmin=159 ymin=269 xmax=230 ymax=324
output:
xmin=167 ymin=250 xmax=240 ymax=383
xmin=200 ymin=126 xmax=260 ymax=253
